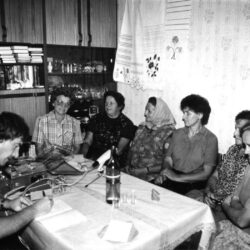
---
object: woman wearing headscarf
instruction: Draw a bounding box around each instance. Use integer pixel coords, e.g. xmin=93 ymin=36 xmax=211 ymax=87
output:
xmin=124 ymin=97 xmax=176 ymax=182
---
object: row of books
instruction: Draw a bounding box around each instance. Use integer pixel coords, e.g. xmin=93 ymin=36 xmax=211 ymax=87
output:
xmin=0 ymin=45 xmax=43 ymax=64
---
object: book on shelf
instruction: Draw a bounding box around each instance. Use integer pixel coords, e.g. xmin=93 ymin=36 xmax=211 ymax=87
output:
xmin=0 ymin=46 xmax=11 ymax=50
xmin=13 ymin=50 xmax=29 ymax=54
xmin=14 ymin=53 xmax=30 ymax=57
xmin=0 ymin=50 xmax=12 ymax=55
xmin=30 ymin=53 xmax=44 ymax=56
xmin=11 ymin=45 xmax=29 ymax=50
xmin=1 ymin=55 xmax=15 ymax=58
xmin=29 ymin=47 xmax=43 ymax=52
xmin=2 ymin=60 xmax=16 ymax=63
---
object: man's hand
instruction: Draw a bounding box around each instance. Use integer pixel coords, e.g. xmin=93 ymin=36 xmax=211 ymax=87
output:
xmin=4 ymin=197 xmax=33 ymax=212
xmin=32 ymin=197 xmax=53 ymax=217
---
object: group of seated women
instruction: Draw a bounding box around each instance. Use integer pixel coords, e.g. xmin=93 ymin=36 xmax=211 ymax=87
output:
xmin=32 ymin=87 xmax=250 ymax=249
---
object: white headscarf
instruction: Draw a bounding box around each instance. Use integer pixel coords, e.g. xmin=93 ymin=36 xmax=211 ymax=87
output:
xmin=143 ymin=97 xmax=176 ymax=130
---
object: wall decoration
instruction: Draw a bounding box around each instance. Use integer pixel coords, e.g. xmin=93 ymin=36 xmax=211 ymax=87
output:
xmin=166 ymin=36 xmax=182 ymax=60
xmin=146 ymin=54 xmax=160 ymax=78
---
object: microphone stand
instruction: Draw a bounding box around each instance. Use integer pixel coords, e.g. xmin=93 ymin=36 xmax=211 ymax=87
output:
xmin=84 ymin=172 xmax=104 ymax=188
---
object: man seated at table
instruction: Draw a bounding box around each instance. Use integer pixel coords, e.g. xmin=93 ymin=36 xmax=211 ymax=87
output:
xmin=32 ymin=87 xmax=83 ymax=156
xmin=211 ymin=123 xmax=250 ymax=249
xmin=0 ymin=112 xmax=52 ymax=248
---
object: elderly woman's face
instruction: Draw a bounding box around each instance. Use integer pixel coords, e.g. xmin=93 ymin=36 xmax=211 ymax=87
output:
xmin=53 ymin=95 xmax=71 ymax=116
xmin=182 ymin=107 xmax=202 ymax=127
xmin=144 ymin=102 xmax=156 ymax=122
xmin=105 ymin=96 xmax=121 ymax=118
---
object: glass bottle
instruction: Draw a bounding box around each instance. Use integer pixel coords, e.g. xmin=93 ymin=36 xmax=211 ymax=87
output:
xmin=105 ymin=146 xmax=120 ymax=205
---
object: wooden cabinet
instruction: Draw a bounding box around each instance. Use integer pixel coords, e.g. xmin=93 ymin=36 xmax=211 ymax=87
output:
xmin=46 ymin=0 xmax=117 ymax=47
xmin=3 ymin=0 xmax=43 ymax=43
xmin=89 ymin=0 xmax=117 ymax=48
xmin=1 ymin=0 xmax=117 ymax=47
xmin=45 ymin=0 xmax=80 ymax=46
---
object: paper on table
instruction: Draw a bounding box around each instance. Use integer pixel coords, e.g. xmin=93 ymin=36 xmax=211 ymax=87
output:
xmin=64 ymin=154 xmax=93 ymax=172
xmin=102 ymin=219 xmax=138 ymax=243
xmin=35 ymin=200 xmax=87 ymax=233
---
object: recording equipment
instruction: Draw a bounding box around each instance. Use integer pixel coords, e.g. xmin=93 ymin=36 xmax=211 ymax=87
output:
xmin=92 ymin=150 xmax=111 ymax=172
xmin=3 ymin=161 xmax=47 ymax=190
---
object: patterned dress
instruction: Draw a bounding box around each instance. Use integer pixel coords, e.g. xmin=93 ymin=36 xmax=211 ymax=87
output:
xmin=214 ymin=144 xmax=249 ymax=201
xmin=127 ymin=124 xmax=174 ymax=181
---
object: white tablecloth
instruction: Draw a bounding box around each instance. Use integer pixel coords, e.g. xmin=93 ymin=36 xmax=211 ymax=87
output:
xmin=22 ymin=170 xmax=216 ymax=250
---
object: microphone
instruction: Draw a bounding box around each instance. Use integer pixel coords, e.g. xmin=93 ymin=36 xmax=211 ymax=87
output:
xmin=92 ymin=150 xmax=111 ymax=172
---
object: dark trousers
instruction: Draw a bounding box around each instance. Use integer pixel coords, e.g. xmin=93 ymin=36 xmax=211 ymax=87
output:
xmin=162 ymin=178 xmax=207 ymax=195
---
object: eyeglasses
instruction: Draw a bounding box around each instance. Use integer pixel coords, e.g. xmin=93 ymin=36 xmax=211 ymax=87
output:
xmin=55 ymin=100 xmax=71 ymax=108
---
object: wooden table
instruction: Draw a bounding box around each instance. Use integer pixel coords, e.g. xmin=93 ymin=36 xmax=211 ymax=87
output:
xmin=21 ymin=170 xmax=216 ymax=250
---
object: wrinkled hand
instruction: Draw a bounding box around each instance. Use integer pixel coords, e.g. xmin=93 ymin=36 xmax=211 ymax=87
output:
xmin=204 ymin=192 xmax=217 ymax=207
xmin=32 ymin=197 xmax=53 ymax=217
xmin=162 ymin=168 xmax=179 ymax=181
xmin=154 ymin=175 xmax=165 ymax=185
xmin=5 ymin=196 xmax=33 ymax=212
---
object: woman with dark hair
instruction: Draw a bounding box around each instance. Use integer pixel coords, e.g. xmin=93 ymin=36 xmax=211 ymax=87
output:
xmin=82 ymin=91 xmax=134 ymax=166
xmin=155 ymin=94 xmax=218 ymax=195
xmin=124 ymin=97 xmax=176 ymax=182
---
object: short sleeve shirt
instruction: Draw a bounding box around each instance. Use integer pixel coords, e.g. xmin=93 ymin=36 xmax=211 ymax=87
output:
xmin=166 ymin=127 xmax=218 ymax=173
xmin=86 ymin=112 xmax=134 ymax=158
xmin=32 ymin=111 xmax=83 ymax=150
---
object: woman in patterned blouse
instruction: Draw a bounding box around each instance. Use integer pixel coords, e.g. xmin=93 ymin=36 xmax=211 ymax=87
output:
xmin=124 ymin=97 xmax=176 ymax=182
xmin=203 ymin=110 xmax=250 ymax=207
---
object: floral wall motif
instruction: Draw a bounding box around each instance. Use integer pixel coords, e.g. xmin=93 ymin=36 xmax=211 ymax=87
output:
xmin=118 ymin=0 xmax=250 ymax=153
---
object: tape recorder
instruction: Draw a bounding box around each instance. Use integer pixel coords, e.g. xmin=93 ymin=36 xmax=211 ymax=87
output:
xmin=0 ymin=161 xmax=48 ymax=196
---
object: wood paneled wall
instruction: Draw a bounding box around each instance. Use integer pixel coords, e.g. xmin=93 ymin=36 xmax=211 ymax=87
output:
xmin=0 ymin=90 xmax=46 ymax=135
